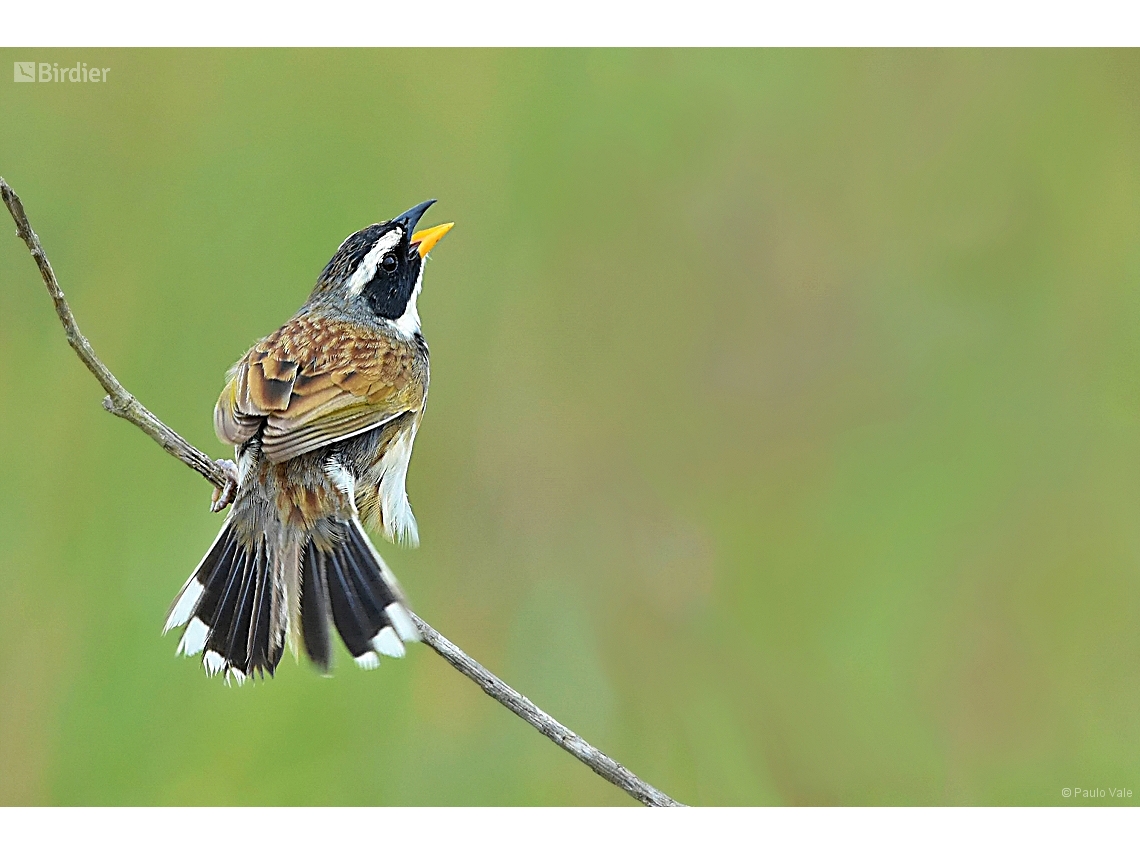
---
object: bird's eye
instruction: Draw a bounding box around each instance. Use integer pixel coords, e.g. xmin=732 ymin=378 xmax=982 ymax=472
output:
xmin=381 ymin=254 xmax=398 ymax=273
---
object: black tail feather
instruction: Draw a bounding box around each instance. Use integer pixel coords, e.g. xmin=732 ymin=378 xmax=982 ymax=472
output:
xmin=165 ymin=522 xmax=285 ymax=681
xmin=218 ymin=545 xmax=259 ymax=674
xmin=344 ymin=532 xmax=398 ymax=620
xmin=194 ymin=536 xmax=240 ymax=628
xmin=326 ymin=549 xmax=373 ymax=658
xmin=301 ymin=539 xmax=333 ymax=672
xmin=205 ymin=546 xmax=248 ymax=669
xmin=300 ymin=518 xmax=418 ymax=671
xmin=247 ymin=556 xmax=276 ymax=676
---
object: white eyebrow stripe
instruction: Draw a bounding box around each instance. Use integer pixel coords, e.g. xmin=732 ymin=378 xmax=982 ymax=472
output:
xmin=345 ymin=229 xmax=403 ymax=297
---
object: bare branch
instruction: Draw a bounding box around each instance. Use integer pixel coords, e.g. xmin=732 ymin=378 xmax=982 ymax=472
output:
xmin=0 ymin=178 xmax=230 ymax=491
xmin=0 ymin=176 xmax=683 ymax=808
xmin=411 ymin=615 xmax=682 ymax=806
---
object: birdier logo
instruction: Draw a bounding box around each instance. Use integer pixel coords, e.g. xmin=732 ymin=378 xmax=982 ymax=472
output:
xmin=13 ymin=62 xmax=110 ymax=83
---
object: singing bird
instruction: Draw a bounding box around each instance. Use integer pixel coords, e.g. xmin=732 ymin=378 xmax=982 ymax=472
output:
xmin=163 ymin=200 xmax=453 ymax=683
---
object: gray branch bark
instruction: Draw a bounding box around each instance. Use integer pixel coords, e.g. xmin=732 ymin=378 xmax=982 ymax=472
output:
xmin=1 ymin=176 xmax=683 ymax=808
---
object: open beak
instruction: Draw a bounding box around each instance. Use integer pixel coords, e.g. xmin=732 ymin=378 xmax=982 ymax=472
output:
xmin=411 ymin=222 xmax=454 ymax=258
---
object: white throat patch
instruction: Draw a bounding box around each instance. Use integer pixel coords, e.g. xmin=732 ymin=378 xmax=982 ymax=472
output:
xmin=389 ymin=265 xmax=424 ymax=338
xmin=345 ymin=229 xmax=403 ymax=298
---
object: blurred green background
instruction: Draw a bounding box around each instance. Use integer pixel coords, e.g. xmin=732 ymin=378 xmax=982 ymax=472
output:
xmin=1 ymin=49 xmax=1139 ymax=806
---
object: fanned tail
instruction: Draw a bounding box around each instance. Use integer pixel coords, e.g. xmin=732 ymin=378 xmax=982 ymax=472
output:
xmin=165 ymin=516 xmax=419 ymax=680
xmin=301 ymin=517 xmax=421 ymax=672
xmin=163 ymin=520 xmax=286 ymax=683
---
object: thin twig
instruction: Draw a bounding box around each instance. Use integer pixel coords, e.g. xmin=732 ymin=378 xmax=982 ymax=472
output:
xmin=0 ymin=179 xmax=230 ymax=491
xmin=411 ymin=615 xmax=681 ymax=806
xmin=1 ymin=176 xmax=683 ymax=808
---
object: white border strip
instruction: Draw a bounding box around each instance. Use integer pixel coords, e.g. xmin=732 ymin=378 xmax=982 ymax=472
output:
xmin=1 ymin=1 xmax=1139 ymax=48
xmin=3 ymin=807 xmax=1139 ymax=854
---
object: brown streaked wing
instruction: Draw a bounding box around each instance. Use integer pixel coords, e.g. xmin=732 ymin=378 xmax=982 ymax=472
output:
xmin=215 ymin=362 xmax=262 ymax=447
xmin=246 ymin=357 xmax=298 ymax=412
xmin=213 ymin=316 xmax=425 ymax=463
xmin=262 ymin=406 xmax=402 ymax=462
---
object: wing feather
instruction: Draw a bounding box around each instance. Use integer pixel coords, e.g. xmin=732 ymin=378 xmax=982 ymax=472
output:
xmin=213 ymin=316 xmax=425 ymax=463
xmin=262 ymin=407 xmax=403 ymax=461
xmin=215 ymin=363 xmax=262 ymax=446
xmin=247 ymin=361 xmax=296 ymax=413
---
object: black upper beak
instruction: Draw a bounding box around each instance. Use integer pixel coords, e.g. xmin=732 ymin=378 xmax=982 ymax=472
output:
xmin=393 ymin=199 xmax=436 ymax=236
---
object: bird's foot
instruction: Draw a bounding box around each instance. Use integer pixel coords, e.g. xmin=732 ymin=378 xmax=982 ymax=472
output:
xmin=210 ymin=459 xmax=239 ymax=513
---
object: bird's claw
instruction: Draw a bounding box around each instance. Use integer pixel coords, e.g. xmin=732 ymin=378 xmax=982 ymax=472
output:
xmin=210 ymin=459 xmax=239 ymax=513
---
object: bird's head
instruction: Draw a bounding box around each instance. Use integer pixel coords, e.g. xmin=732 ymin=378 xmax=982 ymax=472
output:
xmin=310 ymin=200 xmax=453 ymax=336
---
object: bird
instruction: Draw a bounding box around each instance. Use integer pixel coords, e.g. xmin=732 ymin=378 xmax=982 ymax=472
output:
xmin=162 ymin=200 xmax=453 ymax=683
